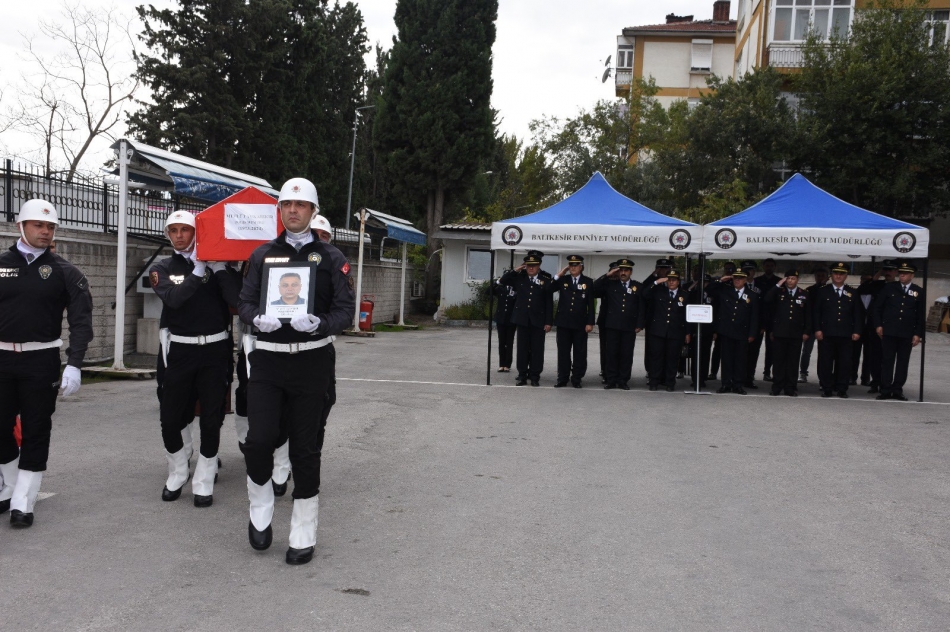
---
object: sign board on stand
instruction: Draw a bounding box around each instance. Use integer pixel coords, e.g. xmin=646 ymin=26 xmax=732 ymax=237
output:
xmin=687 ymin=304 xmax=713 ymax=324
xmin=195 ymin=186 xmax=282 ymax=261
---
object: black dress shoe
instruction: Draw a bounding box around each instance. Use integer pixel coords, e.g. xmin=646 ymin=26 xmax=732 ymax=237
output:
xmin=733 ymin=387 xmax=747 ymax=395
xmin=893 ymin=394 xmax=909 ymax=401
xmin=876 ymin=393 xmax=891 ymax=400
xmin=618 ymin=383 xmax=630 ymax=391
xmin=286 ymin=546 xmax=314 ymax=565
xmin=666 ymin=385 xmax=675 ymax=392
xmin=162 ymin=485 xmax=183 ymax=502
xmin=849 ymin=379 xmax=857 ymax=386
xmin=0 ymin=498 xmax=9 ymax=514
xmin=821 ymin=390 xmax=833 ymax=398
xmin=744 ymin=382 xmax=759 ymax=390
xmin=868 ymin=385 xmax=880 ymax=394
xmin=770 ymin=390 xmax=780 ymax=396
xmin=194 ymin=494 xmax=213 ymax=508
xmin=786 ymin=391 xmax=798 ymax=397
xmin=604 ymin=383 xmax=616 ymax=390
xmin=272 ymin=480 xmax=288 ymax=497
xmin=860 ymin=379 xmax=870 ymax=386
xmin=707 ymin=374 xmax=718 ymax=381
xmin=763 ymin=374 xmax=773 ymax=382
xmin=530 ymin=380 xmax=540 ymax=387
xmin=10 ymin=510 xmax=33 ymax=528
xmin=648 ymin=384 xmax=658 ymax=391
xmin=515 ymin=379 xmax=527 ymax=386
xmin=716 ymin=386 xmax=730 ymax=394
xmin=248 ymin=520 xmax=273 ymax=551
xmin=554 ymin=381 xmax=568 ymax=388
xmin=838 ymin=391 xmax=849 ymax=399
xmin=572 ymin=381 xmax=582 ymax=388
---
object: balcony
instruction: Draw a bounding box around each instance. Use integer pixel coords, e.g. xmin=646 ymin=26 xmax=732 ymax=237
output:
xmin=767 ymin=43 xmax=804 ymax=68
xmin=615 ymin=69 xmax=632 ymax=87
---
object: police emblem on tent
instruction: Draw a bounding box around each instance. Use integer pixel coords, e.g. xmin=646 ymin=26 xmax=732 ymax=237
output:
xmin=893 ymin=232 xmax=916 ymax=254
xmin=669 ymin=229 xmax=691 ymax=250
xmin=714 ymin=228 xmax=736 ymax=250
xmin=39 ymin=265 xmax=52 ymax=279
xmin=502 ymin=226 xmax=523 ymax=246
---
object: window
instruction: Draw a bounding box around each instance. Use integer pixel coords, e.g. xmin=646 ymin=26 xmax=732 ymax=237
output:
xmin=691 ymin=39 xmax=713 ymax=72
xmin=617 ymin=45 xmax=633 ymax=68
xmin=772 ymin=0 xmax=853 ymax=42
xmin=466 ymin=248 xmax=492 ymax=281
xmin=929 ymin=11 xmax=949 ymax=48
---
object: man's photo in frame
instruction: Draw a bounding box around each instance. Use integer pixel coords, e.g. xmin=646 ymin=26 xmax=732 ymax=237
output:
xmin=261 ymin=263 xmax=316 ymax=321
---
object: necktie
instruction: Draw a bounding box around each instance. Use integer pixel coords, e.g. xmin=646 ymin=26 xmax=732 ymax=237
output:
xmin=904 ymin=286 xmax=909 ymax=295
xmin=670 ymin=291 xmax=674 ymax=299
xmin=837 ymin=288 xmax=842 ymax=298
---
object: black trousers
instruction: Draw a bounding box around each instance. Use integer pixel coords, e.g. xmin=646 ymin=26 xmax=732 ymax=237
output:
xmin=648 ymin=334 xmax=681 ymax=387
xmin=598 ymin=324 xmax=607 ymax=376
xmin=710 ymin=337 xmax=722 ymax=376
xmin=496 ymin=322 xmax=515 ymax=369
xmin=818 ymin=336 xmax=853 ymax=392
xmin=689 ymin=328 xmax=713 ymax=386
xmin=719 ymin=336 xmax=748 ymax=390
xmin=516 ymin=325 xmax=546 ymax=381
xmin=0 ymin=348 xmax=60 ymax=472
xmin=771 ymin=336 xmax=804 ymax=394
xmin=160 ymin=340 xmax=229 ymax=457
xmin=245 ymin=346 xmax=332 ymax=499
xmin=864 ymin=331 xmax=883 ymax=386
xmin=643 ymin=333 xmax=653 ymax=375
xmin=556 ymin=326 xmax=588 ymax=383
xmin=746 ymin=330 xmax=764 ymax=383
xmin=799 ymin=336 xmax=816 ymax=375
xmin=604 ymin=328 xmax=636 ymax=386
xmin=880 ymin=336 xmax=913 ymax=396
xmin=763 ymin=332 xmax=774 ymax=377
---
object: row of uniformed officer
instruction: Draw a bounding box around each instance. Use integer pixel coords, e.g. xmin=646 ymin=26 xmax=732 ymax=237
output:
xmin=0 ymin=200 xmax=93 ymax=528
xmin=550 ymin=255 xmax=595 ymax=387
xmin=499 ymin=252 xmax=553 ymax=386
xmin=593 ymin=259 xmax=644 ymax=390
xmin=643 ymin=270 xmax=690 ymax=391
xmin=762 ymin=269 xmax=811 ymax=396
xmin=872 ymin=261 xmax=925 ymax=401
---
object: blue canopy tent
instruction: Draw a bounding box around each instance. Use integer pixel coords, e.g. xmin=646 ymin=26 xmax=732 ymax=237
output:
xmin=486 ymin=172 xmax=702 ymax=385
xmin=701 ymin=173 xmax=931 ymax=401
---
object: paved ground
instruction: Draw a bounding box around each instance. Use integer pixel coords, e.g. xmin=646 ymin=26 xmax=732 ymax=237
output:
xmin=3 ymin=328 xmax=950 ymax=631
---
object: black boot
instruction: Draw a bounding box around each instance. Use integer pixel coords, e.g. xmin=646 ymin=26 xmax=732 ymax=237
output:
xmin=10 ymin=509 xmax=33 ymax=528
xmin=248 ymin=521 xmax=273 ymax=551
xmin=286 ymin=546 xmax=314 ymax=565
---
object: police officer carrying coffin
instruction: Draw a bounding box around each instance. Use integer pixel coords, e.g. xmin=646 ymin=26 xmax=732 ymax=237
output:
xmin=239 ymin=178 xmax=354 ymax=565
xmin=763 ymin=269 xmax=811 ymax=397
xmin=150 ymin=210 xmax=239 ymax=507
xmin=500 ymin=251 xmax=553 ymax=387
xmin=872 ymin=261 xmax=925 ymax=401
xmin=708 ymin=266 xmax=759 ymax=394
xmin=0 ymin=199 xmax=92 ymax=527
xmin=643 ymin=269 xmax=690 ymax=391
xmin=594 ymin=258 xmax=644 ymax=390
xmin=813 ymin=262 xmax=864 ymax=398
xmin=550 ymin=255 xmax=595 ymax=388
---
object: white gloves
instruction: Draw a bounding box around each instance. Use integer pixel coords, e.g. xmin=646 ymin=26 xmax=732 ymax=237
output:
xmin=290 ymin=313 xmax=321 ymax=333
xmin=253 ymin=314 xmax=282 ymax=333
xmin=60 ymin=365 xmax=81 ymax=397
xmin=189 ymin=250 xmax=207 ymax=277
xmin=209 ymin=262 xmax=226 ymax=273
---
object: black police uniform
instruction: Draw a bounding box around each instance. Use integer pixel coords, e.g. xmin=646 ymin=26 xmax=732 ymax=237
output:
xmin=748 ymin=271 xmax=778 ymax=384
xmin=499 ymin=268 xmax=553 ymax=385
xmin=597 ymin=262 xmax=616 ymax=381
xmin=492 ymin=279 xmax=517 ymax=370
xmin=763 ymin=283 xmax=811 ymax=396
xmin=150 ymin=254 xmax=239 ymax=465
xmin=550 ymin=271 xmax=595 ymax=386
xmin=643 ymin=281 xmax=689 ymax=390
xmin=0 ymin=244 xmax=93 ymax=477
xmin=799 ymin=280 xmax=827 ymax=378
xmin=707 ymin=279 xmax=759 ymax=393
xmin=872 ymin=280 xmax=925 ymax=400
xmin=641 ymin=261 xmax=670 ymax=376
xmin=856 ymin=273 xmax=893 ymax=391
xmin=593 ymin=271 xmax=644 ymax=389
xmin=687 ymin=279 xmax=715 ymax=387
xmin=813 ymin=282 xmax=864 ymax=396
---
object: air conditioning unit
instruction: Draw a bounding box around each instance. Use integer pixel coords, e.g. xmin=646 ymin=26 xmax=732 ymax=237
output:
xmin=411 ymin=281 xmax=425 ymax=298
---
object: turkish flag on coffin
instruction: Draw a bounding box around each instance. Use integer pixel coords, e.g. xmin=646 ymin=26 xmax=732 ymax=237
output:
xmin=195 ymin=186 xmax=283 ymax=261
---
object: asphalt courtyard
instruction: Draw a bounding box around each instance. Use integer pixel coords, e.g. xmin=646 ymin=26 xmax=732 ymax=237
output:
xmin=3 ymin=327 xmax=950 ymax=631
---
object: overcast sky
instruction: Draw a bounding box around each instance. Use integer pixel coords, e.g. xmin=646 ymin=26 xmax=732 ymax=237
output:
xmin=0 ymin=0 xmax=730 ymax=170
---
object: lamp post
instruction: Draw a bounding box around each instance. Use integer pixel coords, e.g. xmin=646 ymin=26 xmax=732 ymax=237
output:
xmin=345 ymin=105 xmax=375 ymax=231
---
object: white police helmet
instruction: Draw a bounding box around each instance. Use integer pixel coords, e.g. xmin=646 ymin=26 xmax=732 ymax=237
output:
xmin=18 ymin=199 xmax=60 ymax=225
xmin=278 ymin=177 xmax=319 ymax=211
xmin=164 ymin=210 xmax=196 ymax=231
xmin=310 ymin=214 xmax=332 ymax=238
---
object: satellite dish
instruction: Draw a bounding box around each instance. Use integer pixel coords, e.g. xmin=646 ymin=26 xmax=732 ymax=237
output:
xmin=602 ymin=67 xmax=612 ymax=83
xmin=605 ymin=55 xmax=612 ymax=67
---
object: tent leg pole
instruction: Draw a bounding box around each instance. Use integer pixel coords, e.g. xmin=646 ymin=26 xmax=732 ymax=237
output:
xmin=919 ymin=257 xmax=928 ymax=402
xmin=487 ymin=250 xmax=496 ymax=386
xmin=695 ymin=254 xmax=705 ymax=394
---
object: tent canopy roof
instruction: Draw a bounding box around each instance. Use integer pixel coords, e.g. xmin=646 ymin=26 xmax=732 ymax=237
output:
xmin=359 ymin=208 xmax=426 ymax=246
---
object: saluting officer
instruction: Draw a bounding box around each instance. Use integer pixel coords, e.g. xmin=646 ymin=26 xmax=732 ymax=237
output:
xmin=550 ymin=255 xmax=595 ymax=388
xmin=593 ymin=258 xmax=644 ymax=390
xmin=763 ymin=269 xmax=811 ymax=397
xmin=500 ymin=252 xmax=553 ymax=387
xmin=598 ymin=261 xmax=617 ymax=383
xmin=708 ymin=267 xmax=759 ymax=394
xmin=643 ymin=269 xmax=690 ymax=391
xmin=753 ymin=258 xmax=779 ymax=382
xmin=708 ymin=261 xmax=736 ymax=382
xmin=687 ymin=273 xmax=715 ymax=389
xmin=151 ymin=210 xmax=239 ymax=507
xmin=857 ymin=260 xmax=898 ymax=393
xmin=813 ymin=262 xmax=864 ymax=398
xmin=492 ymin=275 xmax=517 ymax=373
xmin=239 ymin=178 xmax=354 ymax=565
xmin=872 ymin=261 xmax=925 ymax=401
xmin=642 ymin=258 xmax=673 ymax=377
xmin=799 ymin=266 xmax=829 ymax=383
xmin=0 ymin=200 xmax=93 ymax=528
xmin=741 ymin=261 xmax=766 ymax=390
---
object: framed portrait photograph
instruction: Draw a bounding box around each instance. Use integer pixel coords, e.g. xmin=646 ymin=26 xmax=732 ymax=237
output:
xmin=260 ymin=261 xmax=318 ymax=322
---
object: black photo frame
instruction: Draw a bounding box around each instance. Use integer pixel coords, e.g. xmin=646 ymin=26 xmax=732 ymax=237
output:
xmin=260 ymin=261 xmax=318 ymax=322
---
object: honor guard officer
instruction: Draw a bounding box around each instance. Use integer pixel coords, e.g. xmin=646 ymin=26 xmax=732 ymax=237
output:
xmin=550 ymin=255 xmax=595 ymax=388
xmin=687 ymin=273 xmax=715 ymax=389
xmin=643 ymin=269 xmax=690 ymax=391
xmin=642 ymin=258 xmax=673 ymax=377
xmin=0 ymin=199 xmax=93 ymax=527
xmin=500 ymin=252 xmax=553 ymax=386
xmin=593 ymin=258 xmax=644 ymax=390
xmin=707 ymin=267 xmax=759 ymax=394
xmin=741 ymin=261 xmax=766 ymax=390
xmin=753 ymin=258 xmax=779 ymax=382
xmin=799 ymin=266 xmax=829 ymax=383
xmin=708 ymin=261 xmax=736 ymax=381
xmin=598 ymin=261 xmax=617 ymax=383
xmin=151 ymin=210 xmax=239 ymax=507
xmin=239 ymin=178 xmax=354 ymax=565
xmin=763 ymin=269 xmax=811 ymax=397
xmin=813 ymin=262 xmax=864 ymax=398
xmin=492 ymin=276 xmax=517 ymax=373
xmin=857 ymin=260 xmax=898 ymax=393
xmin=872 ymin=261 xmax=925 ymax=401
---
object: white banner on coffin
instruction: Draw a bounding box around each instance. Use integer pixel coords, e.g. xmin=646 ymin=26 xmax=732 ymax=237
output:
xmin=224 ymin=203 xmax=278 ymax=241
xmin=700 ymin=226 xmax=929 ymax=259
xmin=490 ymin=222 xmax=700 ymax=254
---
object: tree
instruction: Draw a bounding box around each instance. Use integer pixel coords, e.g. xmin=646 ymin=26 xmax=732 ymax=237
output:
xmin=374 ymin=0 xmax=498 ymax=250
xmin=794 ymin=0 xmax=950 ymax=218
xmin=129 ymin=0 xmax=368 ymax=223
xmin=10 ymin=2 xmax=138 ymax=181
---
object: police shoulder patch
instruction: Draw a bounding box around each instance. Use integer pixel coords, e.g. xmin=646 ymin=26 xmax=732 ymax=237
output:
xmin=77 ymin=275 xmax=88 ymax=291
xmin=308 ymin=252 xmax=322 ymax=265
xmin=341 ymin=261 xmax=351 ymax=275
xmin=39 ymin=265 xmax=52 ymax=280
xmin=150 ymin=271 xmax=159 ymax=287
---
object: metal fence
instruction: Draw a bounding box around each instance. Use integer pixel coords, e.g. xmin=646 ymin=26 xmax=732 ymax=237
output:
xmin=1 ymin=159 xmax=205 ymax=237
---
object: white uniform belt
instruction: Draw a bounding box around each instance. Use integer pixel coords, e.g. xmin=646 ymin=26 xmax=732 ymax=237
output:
xmin=255 ymin=336 xmax=335 ymax=354
xmin=169 ymin=331 xmax=229 ymax=345
xmin=0 ymin=339 xmax=63 ymax=352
